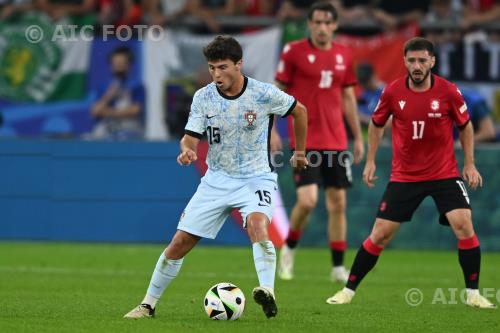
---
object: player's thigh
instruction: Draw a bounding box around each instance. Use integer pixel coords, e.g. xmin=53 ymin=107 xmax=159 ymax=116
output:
xmin=177 ymin=180 xmax=231 ymax=239
xmin=237 ymin=174 xmax=278 ymax=228
xmin=321 ymin=150 xmax=353 ymax=189
xmin=376 ymin=182 xmax=426 ymax=223
xmin=430 ymin=177 xmax=471 ymax=226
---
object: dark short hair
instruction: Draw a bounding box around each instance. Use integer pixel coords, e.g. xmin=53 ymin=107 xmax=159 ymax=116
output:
xmin=203 ymin=35 xmax=243 ymax=63
xmin=307 ymin=1 xmax=338 ymax=21
xmin=404 ymin=37 xmax=435 ymax=56
xmin=109 ymin=46 xmax=134 ymax=63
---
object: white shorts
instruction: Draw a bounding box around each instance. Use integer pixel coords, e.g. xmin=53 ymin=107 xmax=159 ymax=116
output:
xmin=177 ymin=169 xmax=278 ymax=239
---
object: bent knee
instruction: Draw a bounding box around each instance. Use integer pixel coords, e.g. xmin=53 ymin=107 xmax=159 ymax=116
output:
xmin=326 ymin=197 xmax=346 ymax=213
xmin=370 ymin=226 xmax=396 ymax=246
xmin=296 ymin=197 xmax=317 ymax=211
xmin=246 ymin=214 xmax=270 ymax=242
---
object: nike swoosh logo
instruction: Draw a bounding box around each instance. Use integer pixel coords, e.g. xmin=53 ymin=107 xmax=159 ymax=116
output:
xmin=258 ymin=203 xmax=270 ymax=207
xmin=206 ymin=115 xmax=216 ymax=119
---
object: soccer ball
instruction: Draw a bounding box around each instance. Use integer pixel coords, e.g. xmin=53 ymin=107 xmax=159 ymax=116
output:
xmin=204 ymin=282 xmax=246 ymax=320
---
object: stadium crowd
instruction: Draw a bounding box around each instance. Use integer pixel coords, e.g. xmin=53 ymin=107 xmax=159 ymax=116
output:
xmin=1 ymin=1 xmax=499 ymax=34
xmin=0 ymin=0 xmax=499 ymax=141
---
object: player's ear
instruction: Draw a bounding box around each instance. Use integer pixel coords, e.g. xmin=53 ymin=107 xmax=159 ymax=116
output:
xmin=235 ymin=59 xmax=243 ymax=71
xmin=430 ymin=56 xmax=436 ymax=68
xmin=332 ymin=21 xmax=338 ymax=32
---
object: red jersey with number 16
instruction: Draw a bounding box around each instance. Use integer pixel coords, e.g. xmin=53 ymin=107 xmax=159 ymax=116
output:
xmin=372 ymin=75 xmax=470 ymax=182
xmin=275 ymin=39 xmax=357 ymax=150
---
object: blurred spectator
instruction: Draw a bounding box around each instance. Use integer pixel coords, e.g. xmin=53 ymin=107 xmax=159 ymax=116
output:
xmin=277 ymin=0 xmax=314 ymax=43
xmin=88 ymin=46 xmax=145 ymax=141
xmin=0 ymin=0 xmax=34 ymax=20
xmin=424 ymin=0 xmax=461 ymax=23
xmin=143 ymin=0 xmax=189 ymax=26
xmin=355 ymin=62 xmax=388 ymax=140
xmin=462 ymin=0 xmax=500 ymax=31
xmin=460 ymin=89 xmax=497 ymax=142
xmin=330 ymin=0 xmax=371 ymax=25
xmin=37 ymin=0 xmax=97 ymax=21
xmin=166 ymin=68 xmax=212 ymax=139
xmin=422 ymin=0 xmax=463 ymax=45
xmin=238 ymin=0 xmax=276 ymax=16
xmin=372 ymin=0 xmax=431 ymax=30
xmin=237 ymin=0 xmax=277 ymax=32
xmin=186 ymin=0 xmax=238 ymax=33
xmin=97 ymin=0 xmax=142 ymax=28
xmin=277 ymin=0 xmax=312 ymax=20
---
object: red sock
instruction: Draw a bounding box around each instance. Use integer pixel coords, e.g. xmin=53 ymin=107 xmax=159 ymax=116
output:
xmin=330 ymin=241 xmax=346 ymax=266
xmin=288 ymin=229 xmax=302 ymax=241
xmin=362 ymin=237 xmax=383 ymax=256
xmin=330 ymin=241 xmax=347 ymax=251
xmin=458 ymin=235 xmax=480 ymax=250
xmin=458 ymin=235 xmax=480 ymax=289
xmin=285 ymin=229 xmax=302 ymax=249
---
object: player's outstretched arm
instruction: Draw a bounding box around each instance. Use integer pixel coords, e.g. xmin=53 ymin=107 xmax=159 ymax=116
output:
xmin=363 ymin=121 xmax=384 ymax=188
xmin=289 ymin=101 xmax=308 ymax=171
xmin=342 ymin=86 xmax=365 ymax=164
xmin=459 ymin=121 xmax=483 ymax=190
xmin=177 ymin=134 xmax=200 ymax=166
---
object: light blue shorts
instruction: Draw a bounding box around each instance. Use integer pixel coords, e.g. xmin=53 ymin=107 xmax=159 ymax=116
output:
xmin=177 ymin=169 xmax=278 ymax=239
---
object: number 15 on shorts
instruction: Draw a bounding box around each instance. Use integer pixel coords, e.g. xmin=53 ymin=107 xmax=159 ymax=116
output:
xmin=255 ymin=190 xmax=271 ymax=207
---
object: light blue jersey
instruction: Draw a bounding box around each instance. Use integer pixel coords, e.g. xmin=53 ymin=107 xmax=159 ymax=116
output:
xmin=185 ymin=76 xmax=296 ymax=178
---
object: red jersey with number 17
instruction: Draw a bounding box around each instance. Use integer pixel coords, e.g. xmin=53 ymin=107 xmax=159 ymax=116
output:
xmin=372 ymin=75 xmax=470 ymax=182
xmin=275 ymin=39 xmax=357 ymax=150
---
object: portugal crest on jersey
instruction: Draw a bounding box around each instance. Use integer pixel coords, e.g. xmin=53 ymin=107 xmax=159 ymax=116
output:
xmin=431 ymin=99 xmax=440 ymax=111
xmin=244 ymin=111 xmax=257 ymax=130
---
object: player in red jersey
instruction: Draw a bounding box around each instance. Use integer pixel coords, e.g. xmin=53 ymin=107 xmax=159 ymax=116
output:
xmin=273 ymin=1 xmax=364 ymax=282
xmin=326 ymin=37 xmax=496 ymax=309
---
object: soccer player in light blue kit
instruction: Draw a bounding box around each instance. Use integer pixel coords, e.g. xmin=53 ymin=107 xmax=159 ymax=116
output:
xmin=124 ymin=35 xmax=308 ymax=319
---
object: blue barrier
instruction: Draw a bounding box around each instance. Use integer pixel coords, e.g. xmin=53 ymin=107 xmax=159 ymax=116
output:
xmin=0 ymin=140 xmax=249 ymax=245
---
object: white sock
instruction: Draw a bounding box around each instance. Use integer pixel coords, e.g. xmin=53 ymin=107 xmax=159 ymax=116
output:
xmin=142 ymin=252 xmax=184 ymax=308
xmin=253 ymin=241 xmax=276 ymax=290
xmin=466 ymin=288 xmax=479 ymax=297
xmin=342 ymin=287 xmax=355 ymax=297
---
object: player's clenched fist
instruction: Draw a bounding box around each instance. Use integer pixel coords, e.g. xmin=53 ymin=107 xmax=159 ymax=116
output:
xmin=177 ymin=149 xmax=197 ymax=166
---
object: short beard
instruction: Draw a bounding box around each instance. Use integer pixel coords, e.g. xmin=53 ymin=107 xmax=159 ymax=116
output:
xmin=409 ymin=70 xmax=430 ymax=86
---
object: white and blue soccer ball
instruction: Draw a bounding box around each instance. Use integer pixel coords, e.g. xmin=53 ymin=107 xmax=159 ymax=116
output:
xmin=204 ymin=282 xmax=246 ymax=320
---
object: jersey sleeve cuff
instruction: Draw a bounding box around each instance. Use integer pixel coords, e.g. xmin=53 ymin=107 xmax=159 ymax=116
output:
xmin=458 ymin=119 xmax=470 ymax=131
xmin=184 ymin=129 xmax=204 ymax=139
xmin=281 ymin=99 xmax=297 ymax=118
xmin=372 ymin=118 xmax=386 ymax=128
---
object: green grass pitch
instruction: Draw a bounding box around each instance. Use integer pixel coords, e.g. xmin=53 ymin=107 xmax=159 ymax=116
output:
xmin=0 ymin=242 xmax=499 ymax=332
